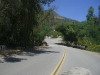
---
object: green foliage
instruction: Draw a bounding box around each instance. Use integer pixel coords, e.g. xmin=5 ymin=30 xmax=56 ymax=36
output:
xmin=56 ymin=22 xmax=77 ymax=42
xmin=0 ymin=0 xmax=55 ymax=47
xmin=47 ymin=30 xmax=62 ymax=38
xmin=98 ymin=5 xmax=100 ymax=16
xmin=98 ymin=5 xmax=100 ymax=10
xmin=34 ymin=22 xmax=51 ymax=45
xmin=56 ymin=16 xmax=100 ymax=52
xmin=88 ymin=45 xmax=100 ymax=52
xmin=56 ymin=5 xmax=100 ymax=52
xmin=86 ymin=6 xmax=94 ymax=21
xmin=77 ymin=36 xmax=92 ymax=47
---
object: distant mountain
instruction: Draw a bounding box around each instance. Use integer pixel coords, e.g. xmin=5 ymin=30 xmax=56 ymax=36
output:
xmin=52 ymin=11 xmax=78 ymax=23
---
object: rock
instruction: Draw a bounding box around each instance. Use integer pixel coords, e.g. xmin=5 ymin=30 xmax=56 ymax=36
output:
xmin=42 ymin=41 xmax=48 ymax=46
xmin=81 ymin=46 xmax=86 ymax=50
xmin=60 ymin=67 xmax=92 ymax=75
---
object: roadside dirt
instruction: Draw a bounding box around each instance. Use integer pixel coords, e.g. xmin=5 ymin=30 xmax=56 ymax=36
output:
xmin=0 ymin=45 xmax=48 ymax=58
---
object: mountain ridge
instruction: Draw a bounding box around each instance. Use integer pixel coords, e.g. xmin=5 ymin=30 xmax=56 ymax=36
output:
xmin=52 ymin=11 xmax=78 ymax=23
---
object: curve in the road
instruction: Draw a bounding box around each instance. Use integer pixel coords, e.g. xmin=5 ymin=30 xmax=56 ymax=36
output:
xmin=50 ymin=48 xmax=66 ymax=75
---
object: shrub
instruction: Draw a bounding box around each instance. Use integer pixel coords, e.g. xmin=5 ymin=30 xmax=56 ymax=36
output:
xmin=88 ymin=45 xmax=100 ymax=52
xmin=47 ymin=30 xmax=62 ymax=38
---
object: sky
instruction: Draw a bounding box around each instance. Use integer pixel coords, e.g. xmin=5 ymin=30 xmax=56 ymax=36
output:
xmin=44 ymin=0 xmax=100 ymax=22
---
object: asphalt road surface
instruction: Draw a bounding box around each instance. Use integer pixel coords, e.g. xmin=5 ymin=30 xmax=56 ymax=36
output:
xmin=0 ymin=38 xmax=100 ymax=75
xmin=58 ymin=40 xmax=100 ymax=75
xmin=0 ymin=38 xmax=64 ymax=75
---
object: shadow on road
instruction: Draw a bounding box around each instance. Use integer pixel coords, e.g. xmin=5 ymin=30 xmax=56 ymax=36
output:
xmin=55 ymin=42 xmax=73 ymax=47
xmin=0 ymin=55 xmax=27 ymax=63
xmin=55 ymin=42 xmax=86 ymax=50
xmin=3 ymin=57 xmax=27 ymax=63
xmin=0 ymin=46 xmax=59 ymax=63
xmin=19 ymin=47 xmax=60 ymax=56
xmin=55 ymin=43 xmax=66 ymax=46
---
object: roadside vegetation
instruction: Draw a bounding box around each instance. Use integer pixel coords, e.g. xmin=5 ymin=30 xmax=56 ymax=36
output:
xmin=0 ymin=0 xmax=55 ymax=48
xmin=0 ymin=0 xmax=100 ymax=54
xmin=47 ymin=30 xmax=62 ymax=38
xmin=56 ymin=6 xmax=100 ymax=52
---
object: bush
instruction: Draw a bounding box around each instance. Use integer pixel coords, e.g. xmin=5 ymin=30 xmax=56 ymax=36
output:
xmin=77 ymin=36 xmax=92 ymax=46
xmin=56 ymin=21 xmax=100 ymax=53
xmin=55 ymin=22 xmax=77 ymax=42
xmin=88 ymin=45 xmax=100 ymax=52
xmin=47 ymin=30 xmax=62 ymax=38
xmin=33 ymin=22 xmax=51 ymax=46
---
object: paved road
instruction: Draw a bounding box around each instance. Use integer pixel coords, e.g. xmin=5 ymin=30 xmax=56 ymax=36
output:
xmin=0 ymin=38 xmax=64 ymax=75
xmin=59 ymin=42 xmax=100 ymax=75
xmin=0 ymin=38 xmax=100 ymax=75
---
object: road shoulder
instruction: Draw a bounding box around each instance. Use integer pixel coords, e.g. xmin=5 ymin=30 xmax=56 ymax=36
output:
xmin=84 ymin=50 xmax=100 ymax=58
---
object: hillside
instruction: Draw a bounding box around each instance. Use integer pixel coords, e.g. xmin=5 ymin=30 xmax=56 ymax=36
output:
xmin=52 ymin=11 xmax=78 ymax=23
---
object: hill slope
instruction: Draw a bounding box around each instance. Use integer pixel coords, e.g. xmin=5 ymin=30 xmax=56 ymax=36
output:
xmin=52 ymin=11 xmax=78 ymax=23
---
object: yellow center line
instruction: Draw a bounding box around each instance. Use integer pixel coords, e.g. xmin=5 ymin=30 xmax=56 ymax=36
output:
xmin=50 ymin=48 xmax=66 ymax=75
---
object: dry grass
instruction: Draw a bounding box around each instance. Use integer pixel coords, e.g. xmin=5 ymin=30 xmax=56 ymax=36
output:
xmin=0 ymin=45 xmax=48 ymax=57
xmin=34 ymin=45 xmax=47 ymax=50
xmin=0 ymin=49 xmax=21 ymax=56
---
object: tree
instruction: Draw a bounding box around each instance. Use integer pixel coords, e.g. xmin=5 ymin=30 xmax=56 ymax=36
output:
xmin=86 ymin=6 xmax=94 ymax=21
xmin=33 ymin=21 xmax=51 ymax=45
xmin=98 ymin=5 xmax=100 ymax=19
xmin=0 ymin=0 xmax=55 ymax=47
xmin=56 ymin=22 xmax=77 ymax=42
xmin=98 ymin=5 xmax=100 ymax=25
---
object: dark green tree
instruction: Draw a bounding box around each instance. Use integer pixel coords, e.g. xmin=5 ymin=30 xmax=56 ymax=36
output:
xmin=98 ymin=5 xmax=100 ymax=19
xmin=86 ymin=6 xmax=94 ymax=21
xmin=56 ymin=22 xmax=77 ymax=43
xmin=0 ymin=0 xmax=55 ymax=47
xmin=98 ymin=5 xmax=100 ymax=25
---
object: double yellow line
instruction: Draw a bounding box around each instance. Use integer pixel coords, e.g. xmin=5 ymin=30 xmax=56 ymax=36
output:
xmin=50 ymin=49 xmax=66 ymax=75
